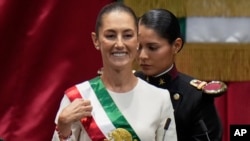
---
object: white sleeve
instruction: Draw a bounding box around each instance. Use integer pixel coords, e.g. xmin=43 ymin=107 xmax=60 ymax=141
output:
xmin=54 ymin=95 xmax=71 ymax=124
xmin=163 ymin=106 xmax=177 ymax=141
xmin=51 ymin=95 xmax=82 ymax=141
xmin=157 ymin=90 xmax=177 ymax=141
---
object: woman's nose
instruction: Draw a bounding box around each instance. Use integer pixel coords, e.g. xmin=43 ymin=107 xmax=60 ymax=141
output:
xmin=138 ymin=48 xmax=148 ymax=59
xmin=115 ymin=37 xmax=124 ymax=48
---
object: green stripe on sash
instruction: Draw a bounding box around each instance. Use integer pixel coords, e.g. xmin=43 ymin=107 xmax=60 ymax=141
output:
xmin=89 ymin=76 xmax=140 ymax=140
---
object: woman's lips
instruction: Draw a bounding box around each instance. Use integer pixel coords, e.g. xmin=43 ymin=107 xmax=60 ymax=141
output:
xmin=140 ymin=64 xmax=151 ymax=70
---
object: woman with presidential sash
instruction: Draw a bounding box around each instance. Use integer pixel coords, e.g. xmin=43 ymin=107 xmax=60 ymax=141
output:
xmin=52 ymin=2 xmax=177 ymax=141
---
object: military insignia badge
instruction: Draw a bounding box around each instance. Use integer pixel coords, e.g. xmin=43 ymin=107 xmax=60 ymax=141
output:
xmin=190 ymin=79 xmax=227 ymax=97
xmin=159 ymin=78 xmax=166 ymax=85
xmin=104 ymin=128 xmax=134 ymax=141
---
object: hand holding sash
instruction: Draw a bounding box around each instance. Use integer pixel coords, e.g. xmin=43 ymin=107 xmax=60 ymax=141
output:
xmin=57 ymin=99 xmax=93 ymax=139
xmin=60 ymin=99 xmax=93 ymax=122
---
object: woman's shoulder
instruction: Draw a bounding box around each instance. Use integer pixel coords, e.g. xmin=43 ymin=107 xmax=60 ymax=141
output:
xmin=137 ymin=77 xmax=170 ymax=94
xmin=177 ymin=72 xmax=203 ymax=92
xmin=137 ymin=78 xmax=172 ymax=103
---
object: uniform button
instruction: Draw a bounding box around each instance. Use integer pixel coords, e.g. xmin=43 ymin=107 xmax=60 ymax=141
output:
xmin=173 ymin=93 xmax=180 ymax=100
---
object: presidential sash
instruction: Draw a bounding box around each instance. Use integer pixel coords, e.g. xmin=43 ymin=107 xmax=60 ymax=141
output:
xmin=65 ymin=76 xmax=140 ymax=141
xmin=65 ymin=86 xmax=106 ymax=141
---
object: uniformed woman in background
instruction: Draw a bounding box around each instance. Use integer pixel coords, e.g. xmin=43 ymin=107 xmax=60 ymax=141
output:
xmin=135 ymin=9 xmax=224 ymax=141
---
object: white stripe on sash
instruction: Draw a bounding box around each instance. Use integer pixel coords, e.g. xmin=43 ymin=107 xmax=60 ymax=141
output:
xmin=76 ymin=81 xmax=116 ymax=138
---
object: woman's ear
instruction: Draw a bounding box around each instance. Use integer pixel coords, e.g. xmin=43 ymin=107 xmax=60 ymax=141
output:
xmin=91 ymin=32 xmax=100 ymax=50
xmin=173 ymin=38 xmax=183 ymax=54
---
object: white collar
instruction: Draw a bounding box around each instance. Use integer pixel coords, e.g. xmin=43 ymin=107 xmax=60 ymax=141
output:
xmin=154 ymin=64 xmax=174 ymax=77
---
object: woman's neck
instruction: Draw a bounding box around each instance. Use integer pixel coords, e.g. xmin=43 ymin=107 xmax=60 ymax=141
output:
xmin=100 ymin=68 xmax=138 ymax=93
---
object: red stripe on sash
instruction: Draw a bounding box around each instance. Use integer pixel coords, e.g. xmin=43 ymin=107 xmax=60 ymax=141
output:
xmin=65 ymin=86 xmax=106 ymax=141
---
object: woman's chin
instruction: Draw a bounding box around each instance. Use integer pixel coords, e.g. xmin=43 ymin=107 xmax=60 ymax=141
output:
xmin=141 ymin=70 xmax=155 ymax=76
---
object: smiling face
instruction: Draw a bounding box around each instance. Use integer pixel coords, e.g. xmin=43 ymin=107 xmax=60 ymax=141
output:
xmin=92 ymin=11 xmax=138 ymax=70
xmin=137 ymin=25 xmax=181 ymax=76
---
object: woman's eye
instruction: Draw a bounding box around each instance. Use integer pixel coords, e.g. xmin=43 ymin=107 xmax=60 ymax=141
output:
xmin=149 ymin=46 xmax=158 ymax=51
xmin=105 ymin=34 xmax=115 ymax=39
xmin=124 ymin=34 xmax=133 ymax=39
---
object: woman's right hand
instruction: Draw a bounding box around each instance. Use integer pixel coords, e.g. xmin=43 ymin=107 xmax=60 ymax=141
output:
xmin=59 ymin=98 xmax=92 ymax=124
xmin=56 ymin=98 xmax=92 ymax=137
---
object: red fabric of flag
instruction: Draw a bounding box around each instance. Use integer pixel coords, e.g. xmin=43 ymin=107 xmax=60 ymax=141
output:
xmin=0 ymin=0 xmax=114 ymax=140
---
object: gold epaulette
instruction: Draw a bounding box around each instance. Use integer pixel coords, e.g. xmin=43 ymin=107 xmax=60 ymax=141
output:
xmin=190 ymin=79 xmax=227 ymax=97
